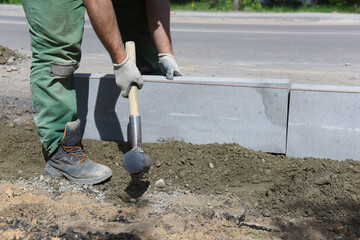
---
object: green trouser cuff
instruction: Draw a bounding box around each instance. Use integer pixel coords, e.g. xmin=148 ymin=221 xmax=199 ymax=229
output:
xmin=23 ymin=0 xmax=85 ymax=155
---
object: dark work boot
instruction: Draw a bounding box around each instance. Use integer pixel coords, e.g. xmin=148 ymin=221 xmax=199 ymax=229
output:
xmin=45 ymin=119 xmax=112 ymax=184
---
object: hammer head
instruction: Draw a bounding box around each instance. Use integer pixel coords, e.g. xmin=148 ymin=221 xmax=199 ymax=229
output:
xmin=123 ymin=149 xmax=151 ymax=174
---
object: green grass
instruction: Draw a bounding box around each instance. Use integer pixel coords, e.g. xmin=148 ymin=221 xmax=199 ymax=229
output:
xmin=171 ymin=2 xmax=234 ymax=11
xmin=170 ymin=1 xmax=359 ymax=13
xmin=0 ymin=0 xmax=21 ymax=4
xmin=261 ymin=4 xmax=359 ymax=13
xmin=258 ymin=4 xmax=359 ymax=13
xmin=0 ymin=0 xmax=358 ymax=13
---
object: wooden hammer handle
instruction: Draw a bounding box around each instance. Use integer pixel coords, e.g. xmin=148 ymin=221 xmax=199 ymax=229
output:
xmin=125 ymin=41 xmax=139 ymax=116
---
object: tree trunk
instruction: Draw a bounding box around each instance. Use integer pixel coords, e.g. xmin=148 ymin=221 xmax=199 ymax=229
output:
xmin=233 ymin=0 xmax=240 ymax=10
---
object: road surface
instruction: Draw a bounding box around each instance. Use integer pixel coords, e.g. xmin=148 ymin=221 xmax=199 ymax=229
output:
xmin=0 ymin=5 xmax=360 ymax=86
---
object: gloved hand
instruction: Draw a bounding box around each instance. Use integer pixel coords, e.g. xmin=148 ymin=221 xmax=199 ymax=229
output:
xmin=158 ymin=53 xmax=183 ymax=80
xmin=113 ymin=56 xmax=143 ymax=98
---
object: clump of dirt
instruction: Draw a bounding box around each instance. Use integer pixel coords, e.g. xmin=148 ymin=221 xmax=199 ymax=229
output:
xmin=1 ymin=106 xmax=360 ymax=238
xmin=0 ymin=45 xmax=25 ymax=65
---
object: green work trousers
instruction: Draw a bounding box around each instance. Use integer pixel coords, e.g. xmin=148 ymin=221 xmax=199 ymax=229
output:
xmin=22 ymin=0 xmax=84 ymax=156
xmin=112 ymin=0 xmax=161 ymax=75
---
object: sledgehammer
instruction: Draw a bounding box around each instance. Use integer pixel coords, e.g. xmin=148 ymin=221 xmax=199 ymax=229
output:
xmin=123 ymin=41 xmax=151 ymax=175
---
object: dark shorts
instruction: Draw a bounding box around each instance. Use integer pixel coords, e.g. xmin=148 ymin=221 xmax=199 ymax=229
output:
xmin=112 ymin=0 xmax=161 ymax=75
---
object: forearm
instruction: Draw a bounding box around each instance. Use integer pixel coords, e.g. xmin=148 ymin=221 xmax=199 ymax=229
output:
xmin=83 ymin=0 xmax=126 ymax=64
xmin=145 ymin=0 xmax=173 ymax=55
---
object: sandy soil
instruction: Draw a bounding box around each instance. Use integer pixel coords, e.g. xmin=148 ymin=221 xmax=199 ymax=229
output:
xmin=1 ymin=46 xmax=360 ymax=239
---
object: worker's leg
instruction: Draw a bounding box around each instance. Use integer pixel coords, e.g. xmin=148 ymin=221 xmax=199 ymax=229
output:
xmin=112 ymin=0 xmax=162 ymax=75
xmin=22 ymin=0 xmax=84 ymax=156
xmin=22 ymin=0 xmax=112 ymax=184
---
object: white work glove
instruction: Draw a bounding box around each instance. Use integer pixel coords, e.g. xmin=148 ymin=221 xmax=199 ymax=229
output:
xmin=113 ymin=56 xmax=143 ymax=98
xmin=158 ymin=53 xmax=183 ymax=80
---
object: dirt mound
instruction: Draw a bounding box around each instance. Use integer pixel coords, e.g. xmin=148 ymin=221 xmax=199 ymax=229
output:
xmin=0 ymin=104 xmax=360 ymax=238
xmin=88 ymin=140 xmax=360 ymax=232
xmin=0 ymin=45 xmax=25 ymax=65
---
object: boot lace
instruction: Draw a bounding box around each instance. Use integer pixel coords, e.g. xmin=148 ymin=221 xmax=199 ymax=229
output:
xmin=63 ymin=145 xmax=88 ymax=162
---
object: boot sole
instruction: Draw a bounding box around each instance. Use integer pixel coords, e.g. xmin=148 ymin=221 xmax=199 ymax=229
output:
xmin=45 ymin=162 xmax=112 ymax=185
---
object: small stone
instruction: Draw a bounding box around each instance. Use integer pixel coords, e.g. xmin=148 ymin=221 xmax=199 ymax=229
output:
xmin=325 ymin=225 xmax=334 ymax=232
xmin=39 ymin=175 xmax=45 ymax=181
xmin=130 ymin=198 xmax=137 ymax=203
xmin=10 ymin=66 xmax=18 ymax=71
xmin=27 ymin=53 xmax=31 ymax=58
xmin=5 ymin=189 xmax=14 ymax=198
xmin=7 ymin=56 xmax=15 ymax=64
xmin=209 ymin=163 xmax=214 ymax=169
xmin=314 ymin=176 xmax=331 ymax=185
xmin=265 ymin=190 xmax=272 ymax=197
xmin=305 ymin=208 xmax=314 ymax=217
xmin=54 ymin=195 xmax=62 ymax=201
xmin=179 ymin=170 xmax=187 ymax=179
xmin=6 ymin=68 xmax=12 ymax=72
xmin=24 ymin=125 xmax=33 ymax=131
xmin=262 ymin=209 xmax=271 ymax=217
xmin=0 ymin=51 xmax=2 ymax=56
xmin=31 ymin=219 xmax=38 ymax=225
xmin=7 ymin=122 xmax=15 ymax=128
xmin=155 ymin=160 xmax=162 ymax=167
xmin=155 ymin=179 xmax=166 ymax=188
xmin=345 ymin=63 xmax=351 ymax=66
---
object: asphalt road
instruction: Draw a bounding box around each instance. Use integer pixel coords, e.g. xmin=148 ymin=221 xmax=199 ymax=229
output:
xmin=1 ymin=5 xmax=360 ymax=85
